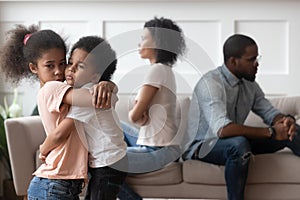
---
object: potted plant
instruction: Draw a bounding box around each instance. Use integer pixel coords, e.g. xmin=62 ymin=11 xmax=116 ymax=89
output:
xmin=0 ymin=89 xmax=23 ymax=199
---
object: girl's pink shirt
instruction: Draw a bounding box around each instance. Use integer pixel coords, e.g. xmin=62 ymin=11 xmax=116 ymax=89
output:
xmin=33 ymin=81 xmax=88 ymax=180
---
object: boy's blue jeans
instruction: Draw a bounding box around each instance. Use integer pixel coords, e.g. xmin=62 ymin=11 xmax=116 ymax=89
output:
xmin=197 ymin=131 xmax=300 ymax=200
xmin=85 ymin=166 xmax=127 ymax=200
xmin=27 ymin=176 xmax=83 ymax=200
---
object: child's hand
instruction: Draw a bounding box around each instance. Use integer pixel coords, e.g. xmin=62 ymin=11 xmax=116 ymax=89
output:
xmin=39 ymin=152 xmax=47 ymax=163
xmin=39 ymin=144 xmax=48 ymax=163
xmin=92 ymin=81 xmax=117 ymax=108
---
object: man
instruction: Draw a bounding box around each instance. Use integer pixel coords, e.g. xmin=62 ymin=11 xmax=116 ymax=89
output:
xmin=182 ymin=34 xmax=300 ymax=200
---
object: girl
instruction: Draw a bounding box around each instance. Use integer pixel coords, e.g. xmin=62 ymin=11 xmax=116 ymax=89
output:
xmin=0 ymin=24 xmax=113 ymax=199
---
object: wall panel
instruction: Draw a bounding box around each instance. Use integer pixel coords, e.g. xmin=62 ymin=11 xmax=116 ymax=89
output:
xmin=40 ymin=21 xmax=90 ymax=48
xmin=0 ymin=1 xmax=300 ymax=116
xmin=235 ymin=20 xmax=288 ymax=75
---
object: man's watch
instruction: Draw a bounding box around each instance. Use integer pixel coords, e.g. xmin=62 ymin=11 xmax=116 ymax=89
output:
xmin=268 ymin=127 xmax=276 ymax=139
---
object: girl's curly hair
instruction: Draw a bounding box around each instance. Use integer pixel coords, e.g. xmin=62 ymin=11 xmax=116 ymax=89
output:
xmin=0 ymin=24 xmax=66 ymax=84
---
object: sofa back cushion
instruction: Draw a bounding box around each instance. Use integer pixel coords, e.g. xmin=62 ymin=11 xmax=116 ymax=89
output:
xmin=5 ymin=116 xmax=45 ymax=196
xmin=245 ymin=96 xmax=300 ymax=127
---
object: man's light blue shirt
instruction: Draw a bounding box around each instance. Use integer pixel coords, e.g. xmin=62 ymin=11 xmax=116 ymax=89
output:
xmin=183 ymin=64 xmax=280 ymax=159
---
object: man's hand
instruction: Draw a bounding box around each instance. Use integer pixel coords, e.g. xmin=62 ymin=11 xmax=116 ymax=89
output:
xmin=273 ymin=114 xmax=297 ymax=141
xmin=273 ymin=122 xmax=290 ymax=140
xmin=92 ymin=81 xmax=117 ymax=108
xmin=273 ymin=117 xmax=297 ymax=141
xmin=283 ymin=116 xmax=297 ymax=141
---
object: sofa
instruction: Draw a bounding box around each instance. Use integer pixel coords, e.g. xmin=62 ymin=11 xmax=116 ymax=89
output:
xmin=5 ymin=94 xmax=300 ymax=200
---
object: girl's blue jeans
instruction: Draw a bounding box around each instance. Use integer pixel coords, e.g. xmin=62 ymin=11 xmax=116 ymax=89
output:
xmin=27 ymin=176 xmax=83 ymax=200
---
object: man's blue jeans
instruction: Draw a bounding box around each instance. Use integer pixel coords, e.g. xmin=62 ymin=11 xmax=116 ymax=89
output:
xmin=198 ymin=136 xmax=251 ymax=200
xmin=197 ymin=130 xmax=300 ymax=200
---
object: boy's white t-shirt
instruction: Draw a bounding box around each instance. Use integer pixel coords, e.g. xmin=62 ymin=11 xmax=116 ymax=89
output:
xmin=136 ymin=63 xmax=177 ymax=146
xmin=67 ymin=83 xmax=127 ymax=168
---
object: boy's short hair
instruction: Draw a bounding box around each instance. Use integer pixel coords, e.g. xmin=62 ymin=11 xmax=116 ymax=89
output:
xmin=70 ymin=36 xmax=117 ymax=81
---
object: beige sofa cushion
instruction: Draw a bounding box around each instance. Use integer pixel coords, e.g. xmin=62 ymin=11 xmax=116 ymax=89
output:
xmin=245 ymin=96 xmax=300 ymax=127
xmin=183 ymin=159 xmax=226 ymax=184
xmin=247 ymin=148 xmax=300 ymax=184
xmin=126 ymin=162 xmax=182 ymax=185
xmin=183 ymin=148 xmax=300 ymax=185
xmin=5 ymin=116 xmax=46 ymax=196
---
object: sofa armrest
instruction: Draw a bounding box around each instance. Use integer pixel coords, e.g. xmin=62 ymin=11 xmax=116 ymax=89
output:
xmin=245 ymin=96 xmax=300 ymax=127
xmin=4 ymin=116 xmax=46 ymax=196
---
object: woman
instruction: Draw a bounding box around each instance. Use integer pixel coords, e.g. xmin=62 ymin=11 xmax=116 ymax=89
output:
xmin=123 ymin=16 xmax=186 ymax=152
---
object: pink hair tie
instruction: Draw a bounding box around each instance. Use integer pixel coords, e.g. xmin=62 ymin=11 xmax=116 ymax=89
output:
xmin=23 ymin=34 xmax=31 ymax=45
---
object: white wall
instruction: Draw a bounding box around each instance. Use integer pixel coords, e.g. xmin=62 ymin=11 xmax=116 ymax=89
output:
xmin=1 ymin=0 xmax=300 ymax=116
